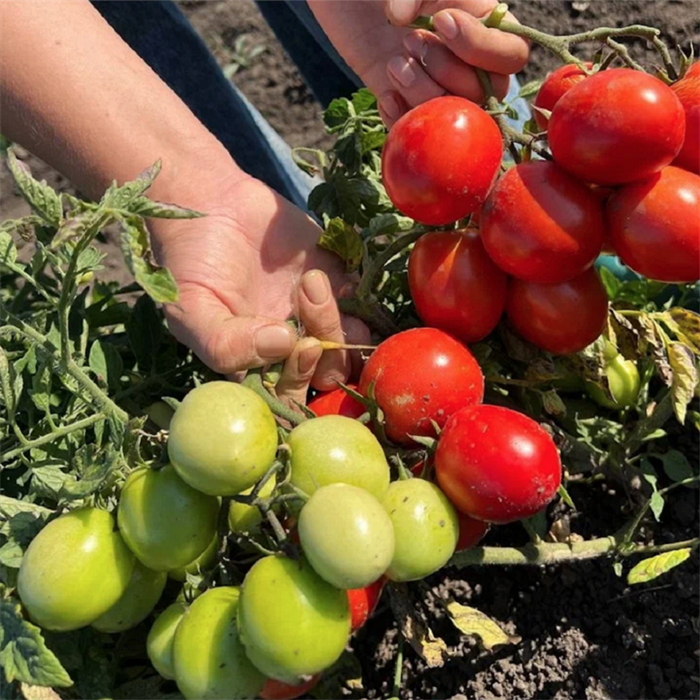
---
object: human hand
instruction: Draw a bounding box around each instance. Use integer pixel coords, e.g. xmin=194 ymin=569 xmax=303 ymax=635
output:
xmin=309 ymin=0 xmax=529 ymax=126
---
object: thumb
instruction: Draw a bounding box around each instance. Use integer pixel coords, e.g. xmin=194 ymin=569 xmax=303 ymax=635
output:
xmin=385 ymin=0 xmax=424 ymax=25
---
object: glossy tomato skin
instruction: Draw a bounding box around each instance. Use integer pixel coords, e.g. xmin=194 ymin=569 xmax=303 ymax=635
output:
xmin=548 ymin=68 xmax=686 ymax=185
xmin=359 ymin=328 xmax=484 ymax=445
xmin=147 ymin=602 xmax=186 ymax=680
xmin=18 ymin=508 xmax=135 ymax=632
xmin=456 ymin=512 xmax=490 ymax=551
xmin=480 ymin=161 xmax=604 ymax=283
xmin=348 ymin=577 xmax=386 ymax=631
xmin=382 ymin=96 xmax=503 ymax=225
xmin=533 ymin=62 xmax=592 ymax=130
xmin=308 ymin=385 xmax=365 ymax=419
xmin=260 ymin=675 xmax=322 ymax=700
xmin=408 ymin=230 xmax=508 ymax=343
xmin=168 ymin=535 xmax=219 ymax=582
xmin=435 ymin=405 xmax=562 ymax=523
xmin=607 ymin=166 xmax=700 ymax=283
xmin=506 ymin=268 xmax=609 ymax=355
xmin=672 ymin=62 xmax=700 ymax=173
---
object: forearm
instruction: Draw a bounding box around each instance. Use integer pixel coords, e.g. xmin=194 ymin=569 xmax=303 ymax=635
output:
xmin=0 ymin=0 xmax=239 ymax=206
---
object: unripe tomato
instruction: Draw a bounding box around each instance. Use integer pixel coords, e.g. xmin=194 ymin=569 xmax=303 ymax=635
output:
xmin=147 ymin=602 xmax=186 ymax=680
xmin=308 ymin=385 xmax=365 ymax=419
xmin=533 ymin=62 xmax=592 ymax=130
xmin=227 ymin=477 xmax=276 ymax=535
xmin=288 ymin=415 xmax=390 ymax=499
xmin=382 ymin=96 xmax=503 ymax=225
xmin=359 ymin=328 xmax=484 ymax=445
xmin=456 ymin=512 xmax=489 ymax=551
xmin=118 ymin=465 xmax=219 ymax=571
xmin=168 ymin=535 xmax=219 ymax=582
xmin=18 ymin=508 xmax=134 ymax=631
xmin=586 ymin=352 xmax=641 ymax=409
xmin=480 ymin=161 xmax=604 ymax=283
xmin=607 ymin=166 xmax=700 ymax=283
xmin=168 ymin=381 xmax=278 ymax=496
xmin=173 ymin=587 xmax=266 ymax=699
xmin=347 ymin=577 xmax=385 ymax=631
xmin=238 ymin=555 xmax=350 ymax=684
xmin=299 ymin=484 xmax=394 ymax=589
xmin=260 ymin=675 xmax=322 ymax=700
xmin=145 ymin=401 xmax=174 ymax=430
xmin=506 ymin=268 xmax=609 ymax=355
xmin=671 ymin=62 xmax=700 ymax=173
xmin=408 ymin=230 xmax=508 ymax=343
xmin=548 ymin=68 xmax=686 ymax=185
xmin=92 ymin=560 xmax=167 ymax=633
xmin=436 ymin=405 xmax=562 ymax=523
xmin=382 ymin=479 xmax=459 ymax=582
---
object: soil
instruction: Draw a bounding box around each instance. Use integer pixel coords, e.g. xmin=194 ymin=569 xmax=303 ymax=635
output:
xmin=2 ymin=2 xmax=699 ymax=699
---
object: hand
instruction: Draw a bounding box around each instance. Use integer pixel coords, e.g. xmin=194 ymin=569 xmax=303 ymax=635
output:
xmin=309 ymin=0 xmax=529 ymax=125
xmin=150 ymin=172 xmax=370 ymax=405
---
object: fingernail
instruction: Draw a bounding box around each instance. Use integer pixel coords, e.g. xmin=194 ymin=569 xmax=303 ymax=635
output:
xmin=255 ymin=325 xmax=293 ymax=359
xmin=433 ymin=11 xmax=458 ymax=40
xmin=379 ymin=93 xmax=402 ymax=121
xmin=302 ymin=270 xmax=330 ymax=305
xmin=403 ymin=32 xmax=426 ymax=62
xmin=388 ymin=56 xmax=416 ymax=88
xmin=388 ymin=0 xmax=419 ymax=25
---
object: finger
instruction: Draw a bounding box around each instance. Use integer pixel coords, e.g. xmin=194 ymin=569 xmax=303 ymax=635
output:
xmin=432 ymin=9 xmax=529 ymax=75
xmin=341 ymin=314 xmax=373 ymax=381
xmin=386 ymin=54 xmax=446 ymax=107
xmin=385 ymin=0 xmax=424 ymax=26
xmin=378 ymin=90 xmax=410 ymax=127
xmin=403 ymin=30 xmax=510 ymax=101
xmin=275 ymin=337 xmax=323 ymax=407
xmin=164 ymin=286 xmax=295 ymax=375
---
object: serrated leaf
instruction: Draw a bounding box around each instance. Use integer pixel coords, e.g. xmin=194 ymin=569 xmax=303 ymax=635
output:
xmin=0 ymin=229 xmax=18 ymax=266
xmin=627 ymin=548 xmax=692 ymax=585
xmin=0 ymin=511 xmax=50 ymax=569
xmin=128 ymin=197 xmax=206 ymax=220
xmin=446 ymin=602 xmax=520 ymax=650
xmin=30 ymin=466 xmax=73 ymax=500
xmin=517 ymin=78 xmax=544 ymax=99
xmin=323 ymin=97 xmax=352 ymax=130
xmin=0 ymin=542 xmax=24 ymax=569
xmin=59 ymin=446 xmax=120 ymax=501
xmin=49 ymin=211 xmax=94 ymax=251
xmin=668 ymin=308 xmax=700 ymax=353
xmin=6 ymin=151 xmax=63 ymax=228
xmin=361 ymin=129 xmax=386 ymax=154
xmin=318 ymin=218 xmax=363 ymax=272
xmin=0 ymin=595 xmax=73 ymax=687
xmin=352 ymin=88 xmax=377 ymax=114
xmin=30 ymin=361 xmax=52 ymax=413
xmin=667 ymin=342 xmax=698 ymax=424
xmin=0 ymin=498 xmax=53 ymax=522
xmin=102 ymin=161 xmax=161 ymax=210
xmin=89 ymin=340 xmax=124 ymax=392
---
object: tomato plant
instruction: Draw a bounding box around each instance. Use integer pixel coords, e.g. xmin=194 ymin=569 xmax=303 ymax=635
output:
xmin=359 ymin=328 xmax=484 ymax=444
xmin=548 ymin=68 xmax=686 ymax=185
xmin=436 ymin=406 xmax=562 ymax=524
xmin=506 ymin=267 xmax=609 ymax=355
xmin=308 ymin=385 xmax=365 ymax=419
xmin=347 ymin=577 xmax=386 ymax=631
xmin=533 ymin=62 xmax=592 ymax=129
xmin=408 ymin=229 xmax=508 ymax=343
xmin=607 ymin=166 xmax=700 ymax=283
xmin=147 ymin=602 xmax=187 ymax=680
xmin=480 ymin=161 xmax=605 ymax=283
xmin=671 ymin=61 xmax=700 ymax=173
xmin=382 ymin=96 xmax=503 ymax=225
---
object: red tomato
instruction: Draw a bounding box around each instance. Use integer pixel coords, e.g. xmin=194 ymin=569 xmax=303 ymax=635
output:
xmin=456 ymin=512 xmax=489 ymax=551
xmin=308 ymin=385 xmax=365 ymax=419
xmin=435 ymin=405 xmax=562 ymax=524
xmin=260 ymin=674 xmax=321 ymax=700
xmin=408 ymin=230 xmax=508 ymax=344
xmin=347 ymin=577 xmax=385 ymax=631
xmin=533 ymin=62 xmax=592 ymax=130
xmin=358 ymin=328 xmax=484 ymax=445
xmin=672 ymin=62 xmax=700 ymax=173
xmin=548 ymin=68 xmax=685 ymax=186
xmin=506 ymin=268 xmax=609 ymax=355
xmin=607 ymin=166 xmax=700 ymax=283
xmin=382 ymin=96 xmax=503 ymax=225
xmin=480 ymin=161 xmax=604 ymax=283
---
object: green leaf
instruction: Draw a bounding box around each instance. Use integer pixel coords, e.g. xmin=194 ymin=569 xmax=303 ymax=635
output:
xmin=640 ymin=458 xmax=665 ymax=521
xmin=30 ymin=466 xmax=73 ymax=500
xmin=517 ymin=78 xmax=544 ymax=99
xmin=335 ymin=131 xmax=363 ymax=173
xmin=0 ymin=498 xmax=53 ymax=523
xmin=323 ymin=97 xmax=352 ymax=130
xmin=366 ymin=213 xmax=415 ymax=239
xmin=649 ymin=490 xmax=665 ymax=521
xmin=6 ymin=151 xmax=62 ymax=228
xmin=0 ymin=229 xmax=18 ymax=266
xmin=128 ymin=197 xmax=206 ymax=220
xmin=446 ymin=602 xmax=520 ymax=650
xmin=59 ymin=446 xmax=120 ymax=501
xmin=0 ymin=348 xmax=19 ymax=422
xmin=598 ymin=266 xmax=621 ymax=300
xmin=352 ymin=88 xmax=377 ymax=114
xmin=652 ymin=450 xmax=695 ymax=483
xmin=30 ymin=361 xmax=52 ymax=413
xmin=627 ymin=548 xmax=692 ymax=585
xmin=125 ymin=294 xmax=162 ymax=373
xmin=89 ymin=340 xmax=124 ymax=392
xmin=524 ymin=510 xmax=548 ymax=540
xmin=0 ymin=594 xmax=73 ymax=687
xmin=667 ymin=342 xmax=698 ymax=424
xmin=318 ymin=218 xmax=363 ymax=273
xmin=360 ymin=129 xmax=386 ymax=154
xmin=557 ymin=484 xmax=576 ymax=510
xmin=0 ymin=510 xmax=50 ymax=569
xmin=102 ymin=161 xmax=161 ymax=209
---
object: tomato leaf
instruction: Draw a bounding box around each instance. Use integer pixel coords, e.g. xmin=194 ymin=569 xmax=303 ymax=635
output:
xmin=557 ymin=484 xmax=576 ymax=510
xmin=627 ymin=548 xmax=692 ymax=585
xmin=640 ymin=458 xmax=665 ymax=521
xmin=541 ymin=389 xmax=566 ymax=416
xmin=0 ymin=228 xmax=19 ymax=267
xmin=667 ymin=342 xmax=698 ymax=424
xmin=517 ymin=78 xmax=544 ymax=99
xmin=125 ymin=295 xmax=163 ymax=374
xmin=651 ymin=450 xmax=695 ymax=483
xmin=128 ymin=197 xmax=205 ymax=220
xmin=446 ymin=601 xmax=521 ymax=650
xmin=366 ymin=213 xmax=414 ymax=239
xmin=102 ymin=161 xmax=161 ymax=210
xmin=599 ymin=266 xmax=621 ymax=300
xmin=59 ymin=446 xmax=120 ymax=502
xmin=6 ymin=151 xmax=63 ymax=228
xmin=668 ymin=308 xmax=700 ymax=354
xmin=318 ymin=218 xmax=364 ymax=272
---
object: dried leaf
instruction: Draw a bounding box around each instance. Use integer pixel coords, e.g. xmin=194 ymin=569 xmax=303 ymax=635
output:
xmin=446 ymin=601 xmax=520 ymax=650
xmin=668 ymin=308 xmax=700 ymax=354
xmin=667 ymin=342 xmax=698 ymax=424
xmin=627 ymin=548 xmax=692 ymax=585
xmin=541 ymin=389 xmax=566 ymax=416
xmin=20 ymin=683 xmax=62 ymax=700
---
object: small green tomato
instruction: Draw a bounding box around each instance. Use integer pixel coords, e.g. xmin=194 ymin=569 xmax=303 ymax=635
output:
xmin=147 ymin=602 xmax=186 ymax=680
xmin=228 ymin=477 xmax=276 ymax=534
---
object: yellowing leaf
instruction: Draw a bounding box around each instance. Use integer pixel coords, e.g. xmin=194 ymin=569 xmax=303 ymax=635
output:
xmin=20 ymin=683 xmax=62 ymax=700
xmin=668 ymin=342 xmax=698 ymax=424
xmin=669 ymin=308 xmax=700 ymax=354
xmin=318 ymin=218 xmax=363 ymax=272
xmin=421 ymin=630 xmax=449 ymax=668
xmin=446 ymin=602 xmax=520 ymax=650
xmin=627 ymin=548 xmax=692 ymax=585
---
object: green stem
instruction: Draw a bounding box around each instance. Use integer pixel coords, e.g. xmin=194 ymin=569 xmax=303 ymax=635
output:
xmin=337 ymin=296 xmax=401 ymax=338
xmin=242 ymin=370 xmax=305 ymax=426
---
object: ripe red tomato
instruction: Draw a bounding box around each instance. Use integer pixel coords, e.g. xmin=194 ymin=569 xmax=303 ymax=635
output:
xmin=435 ymin=405 xmax=562 ymax=523
xmin=607 ymin=166 xmax=700 ymax=283
xmin=382 ymin=96 xmax=503 ymax=225
xmin=408 ymin=230 xmax=508 ymax=344
xmin=506 ymin=268 xmax=609 ymax=355
xmin=533 ymin=62 xmax=592 ymax=130
xmin=359 ymin=328 xmax=484 ymax=445
xmin=260 ymin=674 xmax=321 ymax=700
xmin=308 ymin=385 xmax=365 ymax=419
xmin=347 ymin=577 xmax=385 ymax=631
xmin=480 ymin=161 xmax=604 ymax=283
xmin=456 ymin=512 xmax=489 ymax=551
xmin=548 ymin=68 xmax=685 ymax=185
xmin=672 ymin=62 xmax=700 ymax=173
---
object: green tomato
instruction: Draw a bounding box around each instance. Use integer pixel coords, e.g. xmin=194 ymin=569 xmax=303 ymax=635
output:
xmin=228 ymin=477 xmax=276 ymax=534
xmin=118 ymin=465 xmax=219 ymax=571
xmin=18 ymin=508 xmax=134 ymax=631
xmin=173 ymin=587 xmax=265 ymax=699
xmin=238 ymin=555 xmax=350 ymax=684
xmin=288 ymin=416 xmax=389 ymax=500
xmin=382 ymin=479 xmax=459 ymax=582
xmin=299 ymin=483 xmax=394 ymax=589
xmin=147 ymin=602 xmax=186 ymax=680
xmin=168 ymin=381 xmax=278 ymax=496
xmin=92 ymin=560 xmax=167 ymax=633
xmin=169 ymin=535 xmax=219 ymax=582
xmin=586 ymin=353 xmax=641 ymax=409
xmin=146 ymin=401 xmax=175 ymax=430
